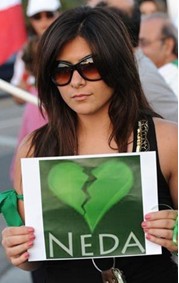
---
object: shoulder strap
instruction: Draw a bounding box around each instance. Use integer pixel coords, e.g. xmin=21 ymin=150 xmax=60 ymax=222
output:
xmin=133 ymin=116 xmax=160 ymax=152
xmin=133 ymin=116 xmax=168 ymax=190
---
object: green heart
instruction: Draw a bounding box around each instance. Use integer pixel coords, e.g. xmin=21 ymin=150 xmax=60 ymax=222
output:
xmin=48 ymin=158 xmax=133 ymax=232
xmin=84 ymin=159 xmax=134 ymax=231
xmin=48 ymin=161 xmax=89 ymax=215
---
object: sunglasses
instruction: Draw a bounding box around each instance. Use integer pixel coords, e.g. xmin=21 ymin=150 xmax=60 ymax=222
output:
xmin=51 ymin=55 xmax=102 ymax=86
xmin=30 ymin=11 xmax=57 ymax=21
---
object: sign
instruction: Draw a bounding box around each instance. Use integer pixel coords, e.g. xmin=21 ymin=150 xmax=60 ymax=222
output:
xmin=21 ymin=152 xmax=161 ymax=261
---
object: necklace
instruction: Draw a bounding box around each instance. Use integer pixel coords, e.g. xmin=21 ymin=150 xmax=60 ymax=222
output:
xmin=92 ymin=258 xmax=126 ymax=283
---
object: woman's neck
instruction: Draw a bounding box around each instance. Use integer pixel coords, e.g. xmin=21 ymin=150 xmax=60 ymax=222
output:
xmin=76 ymin=111 xmax=134 ymax=155
xmin=77 ymin=113 xmax=117 ymax=155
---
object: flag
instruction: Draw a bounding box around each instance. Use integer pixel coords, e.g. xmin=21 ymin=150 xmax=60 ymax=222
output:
xmin=0 ymin=0 xmax=27 ymax=65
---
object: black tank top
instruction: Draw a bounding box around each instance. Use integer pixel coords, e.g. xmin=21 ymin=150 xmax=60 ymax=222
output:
xmin=41 ymin=116 xmax=177 ymax=283
xmin=132 ymin=116 xmax=173 ymax=208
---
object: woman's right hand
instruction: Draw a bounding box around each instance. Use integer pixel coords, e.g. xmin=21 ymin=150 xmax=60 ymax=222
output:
xmin=1 ymin=226 xmax=35 ymax=267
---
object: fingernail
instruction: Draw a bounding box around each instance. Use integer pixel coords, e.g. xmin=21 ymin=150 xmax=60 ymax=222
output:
xmin=28 ymin=241 xmax=34 ymax=247
xmin=24 ymin=252 xmax=29 ymax=259
xmin=27 ymin=227 xmax=34 ymax=232
xmin=29 ymin=234 xmax=35 ymax=240
xmin=146 ymin=234 xmax=151 ymax=240
xmin=145 ymin=214 xmax=151 ymax=220
xmin=141 ymin=221 xmax=147 ymax=228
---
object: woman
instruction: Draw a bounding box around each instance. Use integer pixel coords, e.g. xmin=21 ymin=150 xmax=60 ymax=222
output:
xmin=2 ymin=6 xmax=177 ymax=283
xmin=11 ymin=0 xmax=61 ymax=97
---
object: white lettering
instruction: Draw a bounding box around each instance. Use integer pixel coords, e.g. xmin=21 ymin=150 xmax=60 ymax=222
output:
xmin=48 ymin=231 xmax=144 ymax=258
xmin=49 ymin=232 xmax=73 ymax=257
xmin=81 ymin=234 xmax=94 ymax=256
xmin=122 ymin=232 xmax=145 ymax=254
xmin=99 ymin=234 xmax=119 ymax=255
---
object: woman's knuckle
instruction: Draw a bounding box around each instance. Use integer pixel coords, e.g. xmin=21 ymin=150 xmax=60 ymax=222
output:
xmin=165 ymin=230 xmax=172 ymax=239
xmin=11 ymin=257 xmax=18 ymax=266
xmin=1 ymin=238 xmax=5 ymax=247
xmin=6 ymin=248 xmax=13 ymax=258
xmin=165 ymin=219 xmax=171 ymax=228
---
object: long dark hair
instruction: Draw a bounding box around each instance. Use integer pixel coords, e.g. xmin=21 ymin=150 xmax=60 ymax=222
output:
xmin=32 ymin=6 xmax=157 ymax=157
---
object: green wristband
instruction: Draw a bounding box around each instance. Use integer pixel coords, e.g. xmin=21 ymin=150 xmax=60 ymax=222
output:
xmin=173 ymin=215 xmax=178 ymax=245
xmin=171 ymin=215 xmax=178 ymax=256
xmin=0 ymin=189 xmax=24 ymax=226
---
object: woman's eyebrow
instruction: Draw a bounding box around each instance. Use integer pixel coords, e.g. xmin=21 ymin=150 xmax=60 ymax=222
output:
xmin=56 ymin=54 xmax=93 ymax=64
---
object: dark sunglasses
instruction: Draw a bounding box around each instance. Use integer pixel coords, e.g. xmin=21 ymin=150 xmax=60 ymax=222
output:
xmin=30 ymin=11 xmax=56 ymax=21
xmin=51 ymin=55 xmax=102 ymax=86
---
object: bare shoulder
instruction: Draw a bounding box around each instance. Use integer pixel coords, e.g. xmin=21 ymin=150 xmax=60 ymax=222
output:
xmin=153 ymin=117 xmax=178 ymax=181
xmin=153 ymin=117 xmax=178 ymax=145
xmin=14 ymin=133 xmax=35 ymax=194
xmin=16 ymin=133 xmax=34 ymax=159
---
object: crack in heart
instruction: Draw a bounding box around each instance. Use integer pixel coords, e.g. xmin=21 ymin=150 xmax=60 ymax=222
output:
xmin=81 ymin=167 xmax=97 ymax=216
xmin=48 ymin=158 xmax=134 ymax=232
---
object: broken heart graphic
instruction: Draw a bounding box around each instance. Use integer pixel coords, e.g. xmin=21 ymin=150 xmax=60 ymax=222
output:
xmin=48 ymin=158 xmax=133 ymax=232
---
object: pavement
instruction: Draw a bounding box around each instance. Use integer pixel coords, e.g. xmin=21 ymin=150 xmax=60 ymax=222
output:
xmin=0 ymin=95 xmax=32 ymax=283
xmin=0 ymin=267 xmax=32 ymax=283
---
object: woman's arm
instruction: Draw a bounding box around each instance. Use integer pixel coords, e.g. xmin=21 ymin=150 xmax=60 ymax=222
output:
xmin=142 ymin=118 xmax=178 ymax=253
xmin=1 ymin=135 xmax=41 ymax=271
xmin=154 ymin=118 xmax=178 ymax=209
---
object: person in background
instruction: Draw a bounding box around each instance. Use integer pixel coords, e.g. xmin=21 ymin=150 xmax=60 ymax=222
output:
xmin=139 ymin=12 xmax=178 ymax=96
xmin=20 ymin=36 xmax=40 ymax=93
xmin=87 ymin=0 xmax=178 ymax=122
xmin=1 ymin=6 xmax=178 ymax=283
xmin=15 ymin=36 xmax=48 ymax=145
xmin=86 ymin=0 xmax=103 ymax=7
xmin=10 ymin=0 xmax=62 ymax=183
xmin=139 ymin=0 xmax=167 ymax=15
xmin=11 ymin=0 xmax=61 ymax=102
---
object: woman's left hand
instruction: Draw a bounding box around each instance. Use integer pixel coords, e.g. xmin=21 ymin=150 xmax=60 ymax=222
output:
xmin=141 ymin=210 xmax=178 ymax=253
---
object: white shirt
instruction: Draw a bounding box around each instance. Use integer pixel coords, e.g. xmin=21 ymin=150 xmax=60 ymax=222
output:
xmin=135 ymin=48 xmax=178 ymax=122
xmin=159 ymin=63 xmax=178 ymax=97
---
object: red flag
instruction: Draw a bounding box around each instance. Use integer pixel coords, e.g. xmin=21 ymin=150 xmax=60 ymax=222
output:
xmin=0 ymin=0 xmax=27 ymax=65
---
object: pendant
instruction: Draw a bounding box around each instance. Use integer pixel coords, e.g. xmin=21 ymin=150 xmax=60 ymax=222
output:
xmin=112 ymin=267 xmax=126 ymax=283
xmin=92 ymin=258 xmax=126 ymax=283
xmin=101 ymin=267 xmax=126 ymax=283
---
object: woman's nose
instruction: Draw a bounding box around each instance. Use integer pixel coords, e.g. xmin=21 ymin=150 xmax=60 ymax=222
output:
xmin=70 ymin=70 xmax=86 ymax=88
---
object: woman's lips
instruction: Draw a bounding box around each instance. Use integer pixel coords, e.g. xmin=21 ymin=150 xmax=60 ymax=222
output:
xmin=72 ymin=93 xmax=92 ymax=101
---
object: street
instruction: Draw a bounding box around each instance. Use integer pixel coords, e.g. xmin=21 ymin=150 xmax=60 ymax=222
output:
xmin=0 ymin=95 xmax=32 ymax=283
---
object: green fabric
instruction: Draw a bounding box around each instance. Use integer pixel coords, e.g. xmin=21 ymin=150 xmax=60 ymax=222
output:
xmin=173 ymin=215 xmax=178 ymax=245
xmin=0 ymin=189 xmax=24 ymax=226
xmin=172 ymin=215 xmax=178 ymax=256
xmin=171 ymin=59 xmax=178 ymax=67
